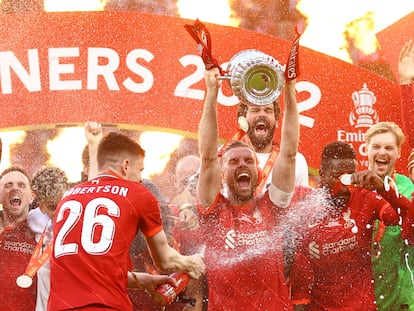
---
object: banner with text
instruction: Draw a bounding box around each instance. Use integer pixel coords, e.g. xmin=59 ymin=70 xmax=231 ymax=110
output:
xmin=0 ymin=11 xmax=407 ymax=172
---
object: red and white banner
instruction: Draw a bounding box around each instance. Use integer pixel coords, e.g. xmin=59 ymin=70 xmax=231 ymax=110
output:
xmin=0 ymin=11 xmax=408 ymax=173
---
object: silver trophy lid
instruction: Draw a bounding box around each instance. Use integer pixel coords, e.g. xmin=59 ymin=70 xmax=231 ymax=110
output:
xmin=225 ymin=49 xmax=285 ymax=105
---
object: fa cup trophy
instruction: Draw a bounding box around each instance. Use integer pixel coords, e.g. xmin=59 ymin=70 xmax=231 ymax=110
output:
xmin=184 ymin=19 xmax=292 ymax=106
xmin=220 ymin=49 xmax=285 ymax=106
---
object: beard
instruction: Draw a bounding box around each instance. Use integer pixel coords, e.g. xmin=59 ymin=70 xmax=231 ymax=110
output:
xmin=235 ymin=191 xmax=254 ymax=203
xmin=247 ymin=117 xmax=275 ymax=152
xmin=225 ymin=181 xmax=255 ymax=203
xmin=236 ymin=190 xmax=254 ymax=202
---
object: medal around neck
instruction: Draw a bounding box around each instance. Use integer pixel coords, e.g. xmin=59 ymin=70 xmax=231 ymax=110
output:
xmin=16 ymin=274 xmax=33 ymax=288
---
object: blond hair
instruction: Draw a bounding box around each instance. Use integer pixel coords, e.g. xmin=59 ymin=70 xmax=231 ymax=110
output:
xmin=366 ymin=121 xmax=405 ymax=149
xmin=31 ymin=166 xmax=69 ymax=212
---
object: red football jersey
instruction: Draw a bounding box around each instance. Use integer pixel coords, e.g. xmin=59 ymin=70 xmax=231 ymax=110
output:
xmin=291 ymin=187 xmax=399 ymax=310
xmin=48 ymin=172 xmax=163 ymax=311
xmin=198 ymin=193 xmax=294 ymax=311
xmin=0 ymin=221 xmax=37 ymax=311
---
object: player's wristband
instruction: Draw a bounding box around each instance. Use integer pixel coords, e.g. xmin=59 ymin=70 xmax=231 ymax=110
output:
xmin=269 ymin=183 xmax=293 ymax=209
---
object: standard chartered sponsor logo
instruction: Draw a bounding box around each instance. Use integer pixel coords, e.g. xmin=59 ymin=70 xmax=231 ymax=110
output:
xmin=225 ymin=229 xmax=236 ymax=250
xmin=309 ymin=241 xmax=320 ymax=259
xmin=224 ymin=229 xmax=267 ymax=250
xmin=308 ymin=236 xmax=358 ymax=259
xmin=2 ymin=241 xmax=35 ymax=254
xmin=322 ymin=235 xmax=358 ymax=255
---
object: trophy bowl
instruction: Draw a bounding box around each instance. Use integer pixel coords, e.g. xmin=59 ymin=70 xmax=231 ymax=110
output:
xmin=224 ymin=49 xmax=285 ymax=106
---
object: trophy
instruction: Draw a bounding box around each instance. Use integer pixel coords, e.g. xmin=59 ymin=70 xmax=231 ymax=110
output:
xmin=184 ymin=19 xmax=301 ymax=106
xmin=220 ymin=49 xmax=285 ymax=106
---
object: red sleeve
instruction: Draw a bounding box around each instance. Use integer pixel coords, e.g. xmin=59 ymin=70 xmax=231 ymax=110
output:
xmin=380 ymin=206 xmax=401 ymax=226
xmin=400 ymin=83 xmax=414 ymax=148
xmin=366 ymin=190 xmax=400 ymax=226
xmin=138 ymin=190 xmax=163 ymax=237
xmin=377 ymin=187 xmax=412 ymax=217
xmin=402 ymin=199 xmax=414 ymax=244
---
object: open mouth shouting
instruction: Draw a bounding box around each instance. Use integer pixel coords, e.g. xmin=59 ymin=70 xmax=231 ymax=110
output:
xmin=374 ymin=157 xmax=389 ymax=175
xmin=9 ymin=194 xmax=22 ymax=213
xmin=248 ymin=117 xmax=275 ymax=151
xmin=236 ymin=171 xmax=251 ymax=190
xmin=254 ymin=119 xmax=269 ymax=137
xmin=9 ymin=194 xmax=22 ymax=209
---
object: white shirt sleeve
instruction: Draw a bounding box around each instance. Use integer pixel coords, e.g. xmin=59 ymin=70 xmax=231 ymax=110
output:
xmin=257 ymin=151 xmax=309 ymax=195
xmin=27 ymin=208 xmax=52 ymax=243
xmin=268 ymin=183 xmax=294 ymax=208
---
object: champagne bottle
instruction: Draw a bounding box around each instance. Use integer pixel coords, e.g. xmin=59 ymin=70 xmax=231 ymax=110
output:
xmin=155 ymin=272 xmax=190 ymax=304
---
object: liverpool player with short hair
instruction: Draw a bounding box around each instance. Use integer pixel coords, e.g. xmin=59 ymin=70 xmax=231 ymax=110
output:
xmin=0 ymin=166 xmax=37 ymax=311
xmin=48 ymin=132 xmax=205 ymax=311
xmin=196 ymin=65 xmax=299 ymax=310
xmin=290 ymin=141 xmax=410 ymax=310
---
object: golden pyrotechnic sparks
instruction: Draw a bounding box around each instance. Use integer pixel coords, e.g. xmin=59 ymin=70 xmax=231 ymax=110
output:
xmin=344 ymin=12 xmax=379 ymax=56
xmin=44 ymin=0 xmax=107 ymax=12
xmin=177 ymin=0 xmax=237 ymax=26
xmin=0 ymin=131 xmax=27 ymax=172
xmin=139 ymin=131 xmax=183 ymax=179
xmin=45 ymin=127 xmax=183 ymax=183
xmin=47 ymin=127 xmax=86 ymax=182
xmin=296 ymin=0 xmax=414 ymax=63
